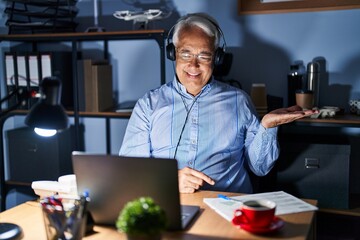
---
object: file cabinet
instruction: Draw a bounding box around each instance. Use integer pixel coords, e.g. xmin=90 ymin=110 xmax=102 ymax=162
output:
xmin=275 ymin=119 xmax=360 ymax=210
xmin=277 ymin=141 xmax=350 ymax=209
xmin=6 ymin=127 xmax=75 ymax=183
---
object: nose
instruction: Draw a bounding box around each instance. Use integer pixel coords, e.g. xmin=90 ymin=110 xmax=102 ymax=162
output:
xmin=188 ymin=55 xmax=200 ymax=66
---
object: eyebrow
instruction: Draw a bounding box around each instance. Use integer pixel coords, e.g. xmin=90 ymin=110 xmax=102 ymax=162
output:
xmin=178 ymin=48 xmax=213 ymax=55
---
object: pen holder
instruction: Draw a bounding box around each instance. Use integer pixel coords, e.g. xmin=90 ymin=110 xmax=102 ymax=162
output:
xmin=41 ymin=196 xmax=89 ymax=240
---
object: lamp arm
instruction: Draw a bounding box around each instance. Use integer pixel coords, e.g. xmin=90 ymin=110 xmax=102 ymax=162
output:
xmin=0 ymin=87 xmax=31 ymax=119
xmin=0 ymin=87 xmax=20 ymax=105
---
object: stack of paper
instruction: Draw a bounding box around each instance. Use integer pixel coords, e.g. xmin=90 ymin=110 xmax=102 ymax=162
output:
xmin=203 ymin=191 xmax=318 ymax=222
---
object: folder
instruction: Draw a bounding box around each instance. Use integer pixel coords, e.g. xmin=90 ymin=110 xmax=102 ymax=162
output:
xmin=16 ymin=54 xmax=27 ymax=86
xmin=4 ymin=53 xmax=15 ymax=86
xmin=40 ymin=53 xmax=52 ymax=80
xmin=28 ymin=53 xmax=40 ymax=86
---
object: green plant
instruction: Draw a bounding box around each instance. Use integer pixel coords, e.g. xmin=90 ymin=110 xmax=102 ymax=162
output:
xmin=116 ymin=197 xmax=167 ymax=237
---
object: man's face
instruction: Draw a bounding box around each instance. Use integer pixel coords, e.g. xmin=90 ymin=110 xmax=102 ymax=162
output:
xmin=175 ymin=26 xmax=215 ymax=96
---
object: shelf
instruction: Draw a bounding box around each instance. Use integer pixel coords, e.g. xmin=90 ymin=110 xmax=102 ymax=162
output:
xmin=5 ymin=180 xmax=31 ymax=187
xmin=9 ymin=109 xmax=133 ymax=118
xmin=4 ymin=6 xmax=78 ymax=18
xmin=293 ymin=114 xmax=360 ymax=128
xmin=0 ymin=29 xmax=166 ymax=42
xmin=3 ymin=0 xmax=77 ymax=7
xmin=3 ymin=0 xmax=78 ymax=34
xmin=238 ymin=0 xmax=360 ymax=15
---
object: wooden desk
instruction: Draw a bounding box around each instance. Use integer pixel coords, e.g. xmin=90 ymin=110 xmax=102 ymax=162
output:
xmin=0 ymin=191 xmax=317 ymax=240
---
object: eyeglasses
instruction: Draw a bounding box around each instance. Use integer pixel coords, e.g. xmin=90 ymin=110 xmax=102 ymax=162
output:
xmin=176 ymin=49 xmax=213 ymax=64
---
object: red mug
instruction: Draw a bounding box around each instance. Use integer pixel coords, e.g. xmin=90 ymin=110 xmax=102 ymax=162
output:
xmin=233 ymin=199 xmax=276 ymax=228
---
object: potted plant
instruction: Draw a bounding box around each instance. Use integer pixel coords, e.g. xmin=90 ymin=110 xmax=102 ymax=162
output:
xmin=116 ymin=197 xmax=167 ymax=240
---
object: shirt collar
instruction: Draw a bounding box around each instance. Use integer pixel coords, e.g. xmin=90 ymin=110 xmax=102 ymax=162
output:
xmin=172 ymin=76 xmax=213 ymax=98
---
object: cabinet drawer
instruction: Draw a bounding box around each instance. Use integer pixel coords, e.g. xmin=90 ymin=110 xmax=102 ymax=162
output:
xmin=6 ymin=127 xmax=75 ymax=183
xmin=277 ymin=142 xmax=351 ymax=209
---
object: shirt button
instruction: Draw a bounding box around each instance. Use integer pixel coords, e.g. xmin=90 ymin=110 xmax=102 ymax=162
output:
xmin=188 ymin=161 xmax=193 ymax=166
xmin=191 ymin=139 xmax=196 ymax=144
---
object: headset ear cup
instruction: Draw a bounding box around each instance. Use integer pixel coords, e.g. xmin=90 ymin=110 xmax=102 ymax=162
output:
xmin=214 ymin=47 xmax=225 ymax=67
xmin=166 ymin=43 xmax=176 ymax=61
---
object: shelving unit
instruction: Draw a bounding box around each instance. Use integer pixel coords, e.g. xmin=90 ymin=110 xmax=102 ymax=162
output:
xmin=0 ymin=30 xmax=166 ymax=211
xmin=0 ymin=29 xmax=166 ymax=146
xmin=3 ymin=0 xmax=79 ymax=34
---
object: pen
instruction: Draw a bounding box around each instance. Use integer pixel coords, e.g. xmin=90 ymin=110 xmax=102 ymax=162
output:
xmin=218 ymin=194 xmax=243 ymax=203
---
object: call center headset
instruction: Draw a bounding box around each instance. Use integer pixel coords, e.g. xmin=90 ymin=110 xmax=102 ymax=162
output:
xmin=166 ymin=13 xmax=227 ymax=67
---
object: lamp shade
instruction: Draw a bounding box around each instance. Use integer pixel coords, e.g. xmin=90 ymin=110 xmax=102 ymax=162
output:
xmin=25 ymin=76 xmax=69 ymax=133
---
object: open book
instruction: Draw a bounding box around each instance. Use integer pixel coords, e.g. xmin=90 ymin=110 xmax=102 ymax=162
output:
xmin=203 ymin=191 xmax=318 ymax=222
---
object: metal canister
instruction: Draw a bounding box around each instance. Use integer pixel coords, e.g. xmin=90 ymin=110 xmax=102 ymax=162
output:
xmin=307 ymin=61 xmax=320 ymax=107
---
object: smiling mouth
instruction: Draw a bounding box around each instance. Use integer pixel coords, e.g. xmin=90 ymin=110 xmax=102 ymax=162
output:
xmin=186 ymin=72 xmax=201 ymax=78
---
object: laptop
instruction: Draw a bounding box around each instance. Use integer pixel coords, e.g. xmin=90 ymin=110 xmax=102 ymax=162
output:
xmin=71 ymin=152 xmax=200 ymax=230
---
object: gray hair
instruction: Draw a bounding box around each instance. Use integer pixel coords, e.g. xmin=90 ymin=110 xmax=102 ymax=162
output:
xmin=172 ymin=13 xmax=220 ymax=49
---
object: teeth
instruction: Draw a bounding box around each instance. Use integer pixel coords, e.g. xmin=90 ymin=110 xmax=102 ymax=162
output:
xmin=188 ymin=72 xmax=199 ymax=76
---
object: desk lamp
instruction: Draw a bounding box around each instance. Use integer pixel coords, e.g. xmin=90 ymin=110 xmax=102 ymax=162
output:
xmin=25 ymin=76 xmax=69 ymax=137
xmin=0 ymin=78 xmax=68 ymax=238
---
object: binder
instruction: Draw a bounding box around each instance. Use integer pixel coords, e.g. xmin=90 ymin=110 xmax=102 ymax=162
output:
xmin=40 ymin=53 xmax=52 ymax=80
xmin=2 ymin=51 xmax=74 ymax=109
xmin=28 ymin=53 xmax=40 ymax=86
xmin=3 ymin=52 xmax=38 ymax=109
xmin=4 ymin=52 xmax=40 ymax=88
xmin=4 ymin=53 xmax=15 ymax=86
xmin=16 ymin=54 xmax=27 ymax=86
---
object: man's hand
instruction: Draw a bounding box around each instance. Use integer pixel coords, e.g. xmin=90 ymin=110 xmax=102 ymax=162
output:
xmin=261 ymin=105 xmax=319 ymax=129
xmin=178 ymin=167 xmax=215 ymax=193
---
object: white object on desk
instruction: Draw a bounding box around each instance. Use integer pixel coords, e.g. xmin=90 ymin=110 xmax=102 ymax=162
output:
xmin=310 ymin=106 xmax=340 ymax=119
xmin=31 ymin=174 xmax=78 ymax=199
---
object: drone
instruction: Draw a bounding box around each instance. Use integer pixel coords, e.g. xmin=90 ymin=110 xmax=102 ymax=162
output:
xmin=113 ymin=9 xmax=167 ymax=28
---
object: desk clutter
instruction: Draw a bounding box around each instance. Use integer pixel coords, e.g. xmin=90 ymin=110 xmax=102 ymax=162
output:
xmin=204 ymin=191 xmax=318 ymax=234
xmin=32 ymin=175 xmax=91 ymax=240
xmin=41 ymin=194 xmax=89 ymax=240
xmin=3 ymin=0 xmax=79 ymax=34
xmin=31 ymin=174 xmax=78 ymax=199
xmin=310 ymin=106 xmax=341 ymax=119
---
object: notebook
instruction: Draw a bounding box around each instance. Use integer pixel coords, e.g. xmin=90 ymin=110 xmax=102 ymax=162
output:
xmin=71 ymin=152 xmax=200 ymax=230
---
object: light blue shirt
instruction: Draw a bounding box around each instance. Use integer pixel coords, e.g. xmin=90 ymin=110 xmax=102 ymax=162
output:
xmin=119 ymin=77 xmax=279 ymax=193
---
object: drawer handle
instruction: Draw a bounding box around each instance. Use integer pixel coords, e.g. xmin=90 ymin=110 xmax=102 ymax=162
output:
xmin=27 ymin=144 xmax=38 ymax=152
xmin=305 ymin=158 xmax=319 ymax=169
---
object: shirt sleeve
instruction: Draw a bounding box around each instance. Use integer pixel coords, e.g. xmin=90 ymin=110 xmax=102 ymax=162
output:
xmin=119 ymin=98 xmax=151 ymax=157
xmin=245 ymin=118 xmax=280 ymax=176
